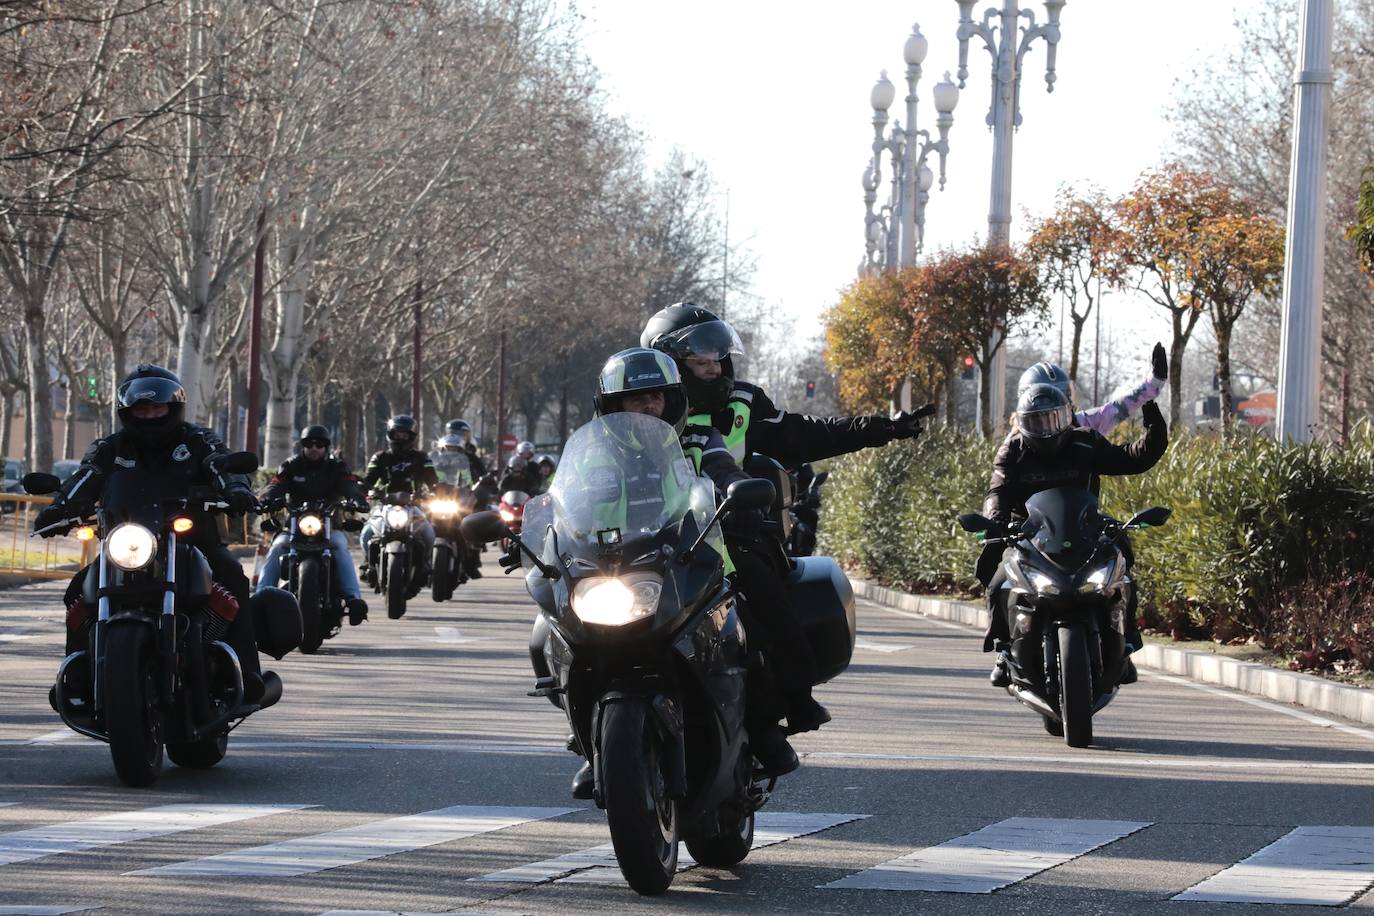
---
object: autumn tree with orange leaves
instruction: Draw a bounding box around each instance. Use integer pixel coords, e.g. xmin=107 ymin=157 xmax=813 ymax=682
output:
xmin=822 ymin=271 xmax=913 ymax=413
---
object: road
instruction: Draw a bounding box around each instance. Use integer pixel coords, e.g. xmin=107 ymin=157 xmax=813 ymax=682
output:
xmin=3 ymin=551 xmax=1374 ymax=915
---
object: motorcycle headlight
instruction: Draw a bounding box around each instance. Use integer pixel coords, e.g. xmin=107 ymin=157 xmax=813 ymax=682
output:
xmin=499 ymin=508 xmax=517 ymax=523
xmin=429 ymin=499 xmax=459 ymax=517
xmin=571 ymin=574 xmax=662 ymax=626
xmin=1028 ymin=570 xmax=1061 ymax=596
xmin=384 ymin=506 xmax=410 ymax=529
xmin=106 ymin=523 xmax=156 ymax=571
xmin=298 ymin=514 xmax=323 ymax=536
xmin=1079 ymin=556 xmax=1120 ymax=593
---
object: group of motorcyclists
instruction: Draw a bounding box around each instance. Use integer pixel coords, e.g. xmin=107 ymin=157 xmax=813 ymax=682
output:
xmin=29 ymin=301 xmax=1173 ymax=806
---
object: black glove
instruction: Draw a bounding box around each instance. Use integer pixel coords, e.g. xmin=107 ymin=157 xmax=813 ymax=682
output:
xmin=889 ymin=403 xmax=937 ymax=441
xmin=223 ymin=487 xmax=258 ymax=514
xmin=1141 ymin=400 xmax=1165 ymax=431
xmin=33 ymin=503 xmax=73 ymax=537
xmin=1151 ymin=342 xmax=1168 ymax=381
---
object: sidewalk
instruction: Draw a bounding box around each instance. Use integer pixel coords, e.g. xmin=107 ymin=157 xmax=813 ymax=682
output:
xmin=852 ymin=579 xmax=1374 ymax=728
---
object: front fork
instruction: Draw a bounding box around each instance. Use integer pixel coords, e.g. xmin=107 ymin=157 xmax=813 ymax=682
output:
xmin=91 ymin=531 xmax=178 ymax=715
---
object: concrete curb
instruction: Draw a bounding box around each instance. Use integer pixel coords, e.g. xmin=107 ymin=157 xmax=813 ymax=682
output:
xmin=851 ymin=578 xmax=1374 ymax=728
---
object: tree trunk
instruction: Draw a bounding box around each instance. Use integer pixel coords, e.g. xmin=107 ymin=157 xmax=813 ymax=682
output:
xmin=0 ymin=391 xmax=12 ymax=458
xmin=340 ymin=394 xmax=358 ymax=468
xmin=23 ymin=310 xmax=53 ymax=473
xmin=1168 ymin=311 xmax=1187 ymax=428
xmin=62 ymin=388 xmax=76 ymax=460
xmin=978 ymin=360 xmax=993 ymax=438
xmin=1068 ymin=314 xmax=1088 ymax=383
xmin=1215 ymin=318 xmax=1236 ymax=439
xmin=558 ymin=382 xmax=569 ymax=447
xmin=944 ymin=365 xmax=957 ymax=425
xmin=110 ymin=335 xmax=128 ymax=432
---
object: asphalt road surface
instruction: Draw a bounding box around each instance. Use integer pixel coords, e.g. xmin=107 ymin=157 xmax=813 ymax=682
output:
xmin=3 ymin=551 xmax=1374 ymax=915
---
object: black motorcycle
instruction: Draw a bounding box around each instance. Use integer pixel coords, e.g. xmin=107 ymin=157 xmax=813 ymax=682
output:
xmin=959 ymin=487 xmax=1169 ymax=748
xmin=786 ymin=464 xmax=828 ymax=557
xmin=26 ymin=454 xmax=297 ymax=787
xmin=263 ymin=499 xmax=364 ymax=653
xmin=427 ymin=485 xmax=475 ymax=602
xmin=464 ymin=412 xmax=854 ymax=895
xmin=365 ymin=491 xmax=426 ymax=619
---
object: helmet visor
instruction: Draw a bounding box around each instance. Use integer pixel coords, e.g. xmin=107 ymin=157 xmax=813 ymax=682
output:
xmin=1019 ymin=404 xmax=1072 ymax=439
xmin=117 ymin=377 xmax=186 ymax=408
xmin=655 ymin=320 xmax=744 ymax=362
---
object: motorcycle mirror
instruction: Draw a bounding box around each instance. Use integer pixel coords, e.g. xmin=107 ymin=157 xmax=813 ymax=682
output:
xmin=215 ymin=451 xmax=260 ymax=474
xmin=461 ymin=510 xmax=507 ymax=544
xmin=1126 ymin=506 xmax=1171 ymax=529
xmin=22 ymin=472 xmax=62 ymax=495
xmin=814 ymin=471 xmax=829 ymax=485
xmin=957 ymin=513 xmax=992 ymax=533
xmin=725 ymin=478 xmax=775 ymax=511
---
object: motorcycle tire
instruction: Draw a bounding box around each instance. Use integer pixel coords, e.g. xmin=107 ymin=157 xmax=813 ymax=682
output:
xmin=431 ymin=545 xmax=452 ymax=603
xmin=1058 ymin=624 xmax=1094 ymax=748
xmin=104 ymin=625 xmax=164 ymax=787
xmin=167 ymin=733 xmax=228 ymax=768
xmin=297 ymin=557 xmax=324 ymax=654
xmin=601 ymin=700 xmax=679 ymax=895
xmin=386 ymin=554 xmax=408 ymax=620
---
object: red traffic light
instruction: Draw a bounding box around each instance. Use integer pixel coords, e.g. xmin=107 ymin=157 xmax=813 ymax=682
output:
xmin=963 ymin=356 xmax=975 ymax=368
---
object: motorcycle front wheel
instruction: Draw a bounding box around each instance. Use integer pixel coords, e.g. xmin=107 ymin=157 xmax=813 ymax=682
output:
xmin=431 ymin=544 xmax=452 ymax=603
xmin=104 ymin=625 xmax=164 ymax=787
xmin=386 ymin=553 xmax=408 ymax=619
xmin=1058 ymin=624 xmax=1094 ymax=748
xmin=297 ymin=557 xmax=324 ymax=654
xmin=601 ymin=700 xmax=679 ymax=895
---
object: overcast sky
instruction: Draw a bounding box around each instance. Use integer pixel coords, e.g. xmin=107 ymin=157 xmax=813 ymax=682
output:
xmin=576 ymin=0 xmax=1273 ymax=354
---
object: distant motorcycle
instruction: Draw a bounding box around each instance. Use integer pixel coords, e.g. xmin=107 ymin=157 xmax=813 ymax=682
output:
xmin=365 ymin=492 xmax=427 ymax=619
xmin=786 ymin=464 xmax=828 ymax=557
xmin=958 ymin=487 xmax=1169 ymax=748
xmin=498 ymin=489 xmax=530 ymax=535
xmin=427 ymin=484 xmax=476 ymax=602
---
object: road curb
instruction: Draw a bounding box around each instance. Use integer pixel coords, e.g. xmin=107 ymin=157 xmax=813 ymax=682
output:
xmin=851 ymin=578 xmax=1374 ymax=727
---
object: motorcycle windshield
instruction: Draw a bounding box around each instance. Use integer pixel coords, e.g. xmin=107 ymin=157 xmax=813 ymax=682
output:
xmin=1023 ymin=487 xmax=1102 ymax=569
xmin=98 ymin=467 xmax=178 ymax=530
xmin=521 ymin=493 xmax=554 ymax=558
xmin=550 ymin=413 xmax=705 ymax=555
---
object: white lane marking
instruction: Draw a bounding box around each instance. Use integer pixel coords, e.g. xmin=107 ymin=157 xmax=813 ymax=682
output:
xmin=132 ymin=805 xmax=576 ymax=877
xmin=1174 ymin=826 xmax=1374 ymax=905
xmin=821 ymin=817 xmax=1151 ymax=893
xmin=0 ymin=803 xmax=18 ymax=809
xmin=802 ymin=750 xmax=1374 ymax=773
xmin=866 ymin=602 xmax=973 ymax=632
xmin=853 ymin=639 xmax=915 ymax=654
xmin=519 ymin=812 xmax=865 ymax=886
xmin=0 ymin=907 xmax=99 ymax=915
xmin=0 ymin=632 xmax=38 ymax=642
xmin=26 ymin=730 xmax=76 ymax=745
xmin=0 ymin=805 xmax=310 ymax=867
xmin=230 ymin=740 xmax=565 ymax=756
xmin=405 ymin=626 xmax=489 ymax=645
xmin=320 ymin=912 xmax=520 ymax=915
xmin=1142 ymin=671 xmax=1374 ymax=745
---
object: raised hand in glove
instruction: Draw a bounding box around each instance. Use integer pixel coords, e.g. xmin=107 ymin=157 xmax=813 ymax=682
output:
xmin=32 ymin=503 xmax=73 ymax=537
xmin=1151 ymin=342 xmax=1169 ymax=381
xmin=223 ymin=487 xmax=258 ymax=515
xmin=890 ymin=403 xmax=938 ymax=441
xmin=1141 ymin=399 xmax=1166 ymax=431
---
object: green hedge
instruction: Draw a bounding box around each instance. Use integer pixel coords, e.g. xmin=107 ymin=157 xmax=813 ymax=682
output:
xmin=818 ymin=424 xmax=1374 ymax=668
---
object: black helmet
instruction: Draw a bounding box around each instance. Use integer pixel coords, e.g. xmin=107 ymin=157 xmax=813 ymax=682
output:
xmin=116 ymin=364 xmax=186 ymax=438
xmin=299 ymin=424 xmax=330 ymax=447
xmin=594 ymin=347 xmax=690 ymax=435
xmin=640 ymin=302 xmax=744 ymax=412
xmin=387 ymin=415 xmax=417 ymax=450
xmin=1018 ymin=361 xmax=1073 ymax=404
xmin=1017 ymin=383 xmax=1074 ymax=455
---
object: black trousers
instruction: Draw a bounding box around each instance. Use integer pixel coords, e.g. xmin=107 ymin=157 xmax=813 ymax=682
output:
xmin=728 ymin=539 xmax=815 ymax=727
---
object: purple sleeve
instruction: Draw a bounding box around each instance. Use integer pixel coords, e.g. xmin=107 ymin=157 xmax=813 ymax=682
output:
xmin=1075 ymin=374 xmax=1163 ymax=435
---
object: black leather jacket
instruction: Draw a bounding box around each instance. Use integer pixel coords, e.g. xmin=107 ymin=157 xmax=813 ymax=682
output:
xmin=361 ymin=448 xmax=438 ymax=496
xmin=259 ymin=454 xmax=365 ymax=507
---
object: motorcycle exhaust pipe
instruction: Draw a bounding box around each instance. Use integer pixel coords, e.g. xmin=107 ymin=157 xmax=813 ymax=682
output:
xmin=1005 ymin=684 xmax=1058 ymax=721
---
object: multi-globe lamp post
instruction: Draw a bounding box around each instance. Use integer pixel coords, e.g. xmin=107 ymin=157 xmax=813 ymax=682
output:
xmin=861 ymin=25 xmax=959 ymax=276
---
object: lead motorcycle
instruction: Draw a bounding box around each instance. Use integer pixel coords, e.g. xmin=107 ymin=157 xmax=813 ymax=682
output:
xmin=27 ymin=454 xmax=299 ymax=787
xmin=958 ymin=487 xmax=1169 ymax=748
xmin=464 ymin=413 xmax=858 ymax=895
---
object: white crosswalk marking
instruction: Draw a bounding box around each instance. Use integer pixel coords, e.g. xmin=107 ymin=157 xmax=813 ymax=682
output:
xmin=853 ymin=639 xmax=915 ymax=654
xmin=820 ymin=817 xmax=1151 ymax=893
xmin=472 ymin=811 xmax=864 ymax=885
xmin=0 ymin=906 xmax=99 ymax=915
xmin=406 ymin=626 xmax=488 ymax=645
xmin=0 ymin=632 xmax=38 ymax=642
xmin=1174 ymin=826 xmax=1374 ymax=905
xmin=0 ymin=804 xmax=309 ymax=867
xmin=131 ymin=805 xmax=575 ymax=878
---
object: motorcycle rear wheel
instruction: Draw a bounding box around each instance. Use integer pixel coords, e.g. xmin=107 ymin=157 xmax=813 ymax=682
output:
xmin=386 ymin=554 xmax=408 ymax=619
xmin=601 ymin=701 xmax=679 ymax=895
xmin=1058 ymin=624 xmax=1094 ymax=748
xmin=297 ymin=557 xmax=324 ymax=654
xmin=105 ymin=625 xmax=164 ymax=787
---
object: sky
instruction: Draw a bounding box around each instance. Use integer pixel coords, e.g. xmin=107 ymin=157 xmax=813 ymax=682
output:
xmin=575 ymin=0 xmax=1273 ymax=356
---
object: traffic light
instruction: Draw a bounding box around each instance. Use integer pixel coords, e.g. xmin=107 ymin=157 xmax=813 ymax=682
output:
xmin=87 ymin=376 xmax=97 ymax=398
xmin=805 ymin=380 xmax=816 ymax=399
xmin=960 ymin=356 xmax=976 ymax=381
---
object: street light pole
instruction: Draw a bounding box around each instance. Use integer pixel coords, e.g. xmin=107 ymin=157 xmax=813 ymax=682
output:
xmin=1275 ymin=0 xmax=1333 ymax=443
xmin=956 ymin=0 xmax=1064 ymax=434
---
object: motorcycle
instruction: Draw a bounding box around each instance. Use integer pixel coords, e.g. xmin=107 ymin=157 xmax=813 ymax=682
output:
xmin=498 ymin=489 xmax=530 ymax=535
xmin=262 ymin=499 xmax=365 ymax=653
xmin=958 ymin=486 xmax=1169 ymax=748
xmin=365 ymin=491 xmax=428 ymax=620
xmin=26 ymin=454 xmax=297 ymax=787
xmin=786 ymin=464 xmax=828 ymax=557
xmin=427 ymin=484 xmax=476 ymax=602
xmin=463 ymin=412 xmax=854 ymax=895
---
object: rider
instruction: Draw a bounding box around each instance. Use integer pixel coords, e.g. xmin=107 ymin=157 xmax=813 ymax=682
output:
xmin=431 ymin=433 xmax=475 ymax=488
xmin=359 ymin=415 xmax=439 ymax=579
xmin=979 ymin=384 xmax=1169 ymax=687
xmin=642 ymin=303 xmax=930 ymax=734
xmin=256 ymin=425 xmax=369 ymax=626
xmin=33 ymin=365 xmax=276 ymax=703
xmin=499 ymin=454 xmax=542 ymax=496
xmin=533 ymin=454 xmax=557 ymax=490
xmin=563 ymin=347 xmax=800 ymax=797
xmin=445 ymin=419 xmax=486 ymax=479
xmin=1016 ymin=342 xmax=1168 ymax=434
xmin=515 ymin=440 xmax=536 ymax=467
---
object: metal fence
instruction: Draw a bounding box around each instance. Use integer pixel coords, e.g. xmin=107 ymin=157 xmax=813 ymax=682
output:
xmin=0 ymin=493 xmax=97 ymax=579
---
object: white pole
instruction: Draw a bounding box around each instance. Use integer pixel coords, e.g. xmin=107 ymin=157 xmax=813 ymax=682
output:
xmin=1275 ymin=0 xmax=1333 ymax=443
xmin=981 ymin=0 xmax=1018 ymax=435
